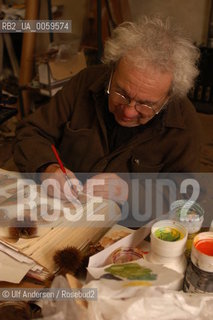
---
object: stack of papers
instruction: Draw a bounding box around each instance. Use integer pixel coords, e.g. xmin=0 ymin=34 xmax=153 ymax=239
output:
xmin=0 ymin=169 xmax=121 ymax=283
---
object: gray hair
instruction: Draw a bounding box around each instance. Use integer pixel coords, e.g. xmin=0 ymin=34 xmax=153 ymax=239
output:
xmin=103 ymin=16 xmax=200 ymax=98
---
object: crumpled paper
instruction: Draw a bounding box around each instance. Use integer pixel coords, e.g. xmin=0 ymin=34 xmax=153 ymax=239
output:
xmin=36 ymin=276 xmax=87 ymax=320
xmin=35 ymin=274 xmax=213 ymax=320
xmin=85 ymin=285 xmax=213 ymax=320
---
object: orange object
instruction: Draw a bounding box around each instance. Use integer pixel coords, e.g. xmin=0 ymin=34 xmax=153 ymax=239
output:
xmin=51 ymin=144 xmax=73 ymax=189
xmin=195 ymin=239 xmax=213 ymax=256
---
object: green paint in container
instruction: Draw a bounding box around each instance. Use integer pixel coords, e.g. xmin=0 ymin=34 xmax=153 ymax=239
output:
xmin=149 ymin=220 xmax=188 ymax=275
xmin=154 ymin=227 xmax=183 ymax=242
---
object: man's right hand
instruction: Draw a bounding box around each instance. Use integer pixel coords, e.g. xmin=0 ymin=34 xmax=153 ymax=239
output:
xmin=40 ymin=163 xmax=82 ymax=201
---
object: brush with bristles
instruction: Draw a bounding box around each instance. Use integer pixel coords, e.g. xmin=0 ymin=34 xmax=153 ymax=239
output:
xmin=8 ymin=217 xmax=37 ymax=239
xmin=53 ymin=246 xmax=83 ymax=276
xmin=54 ymin=242 xmax=105 ymax=278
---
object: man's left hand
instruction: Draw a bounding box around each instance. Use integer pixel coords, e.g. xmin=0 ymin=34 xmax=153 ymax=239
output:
xmin=83 ymin=173 xmax=128 ymax=204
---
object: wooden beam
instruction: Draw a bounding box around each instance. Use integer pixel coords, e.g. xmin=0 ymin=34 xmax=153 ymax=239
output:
xmin=19 ymin=0 xmax=40 ymax=116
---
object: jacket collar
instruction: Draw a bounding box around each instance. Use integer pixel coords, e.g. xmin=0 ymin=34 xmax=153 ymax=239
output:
xmin=89 ymin=65 xmax=111 ymax=94
xmin=162 ymin=98 xmax=186 ymax=129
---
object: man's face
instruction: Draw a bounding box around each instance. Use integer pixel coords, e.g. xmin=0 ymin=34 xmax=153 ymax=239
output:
xmin=108 ymin=58 xmax=173 ymax=127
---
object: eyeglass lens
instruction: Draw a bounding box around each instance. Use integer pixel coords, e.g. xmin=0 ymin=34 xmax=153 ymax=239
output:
xmin=111 ymin=91 xmax=159 ymax=114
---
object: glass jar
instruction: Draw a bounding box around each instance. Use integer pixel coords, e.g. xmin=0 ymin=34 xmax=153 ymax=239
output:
xmin=183 ymin=232 xmax=213 ymax=293
xmin=170 ymin=200 xmax=204 ymax=257
xmin=183 ymin=260 xmax=213 ymax=293
xmin=210 ymin=220 xmax=213 ymax=232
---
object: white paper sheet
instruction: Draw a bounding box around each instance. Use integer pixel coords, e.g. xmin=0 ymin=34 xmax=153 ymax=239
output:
xmin=0 ymin=251 xmax=35 ymax=283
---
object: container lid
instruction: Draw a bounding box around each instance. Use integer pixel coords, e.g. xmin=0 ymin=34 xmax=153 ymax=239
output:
xmin=191 ymin=232 xmax=213 ymax=272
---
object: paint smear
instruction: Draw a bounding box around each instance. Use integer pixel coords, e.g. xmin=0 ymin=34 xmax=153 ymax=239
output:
xmin=195 ymin=239 xmax=213 ymax=256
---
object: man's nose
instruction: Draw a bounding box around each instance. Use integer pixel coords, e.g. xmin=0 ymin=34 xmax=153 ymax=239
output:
xmin=128 ymin=99 xmax=137 ymax=108
xmin=123 ymin=101 xmax=139 ymax=117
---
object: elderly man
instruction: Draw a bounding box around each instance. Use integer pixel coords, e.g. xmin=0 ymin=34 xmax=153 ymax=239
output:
xmin=14 ymin=16 xmax=201 ymax=205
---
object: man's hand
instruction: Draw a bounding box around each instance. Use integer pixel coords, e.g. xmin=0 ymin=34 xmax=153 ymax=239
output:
xmin=83 ymin=173 xmax=128 ymax=204
xmin=40 ymin=163 xmax=82 ymax=201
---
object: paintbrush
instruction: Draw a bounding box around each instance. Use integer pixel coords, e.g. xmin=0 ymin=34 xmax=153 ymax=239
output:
xmin=50 ymin=145 xmax=91 ymax=205
xmin=51 ymin=144 xmax=74 ymax=190
xmin=51 ymin=144 xmax=84 ymax=201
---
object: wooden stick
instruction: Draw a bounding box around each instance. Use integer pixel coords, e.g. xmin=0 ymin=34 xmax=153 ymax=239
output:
xmin=19 ymin=0 xmax=40 ymax=116
xmin=66 ymin=273 xmax=88 ymax=308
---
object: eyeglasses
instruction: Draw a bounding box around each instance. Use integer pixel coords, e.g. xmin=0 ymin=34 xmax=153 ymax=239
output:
xmin=106 ymin=71 xmax=169 ymax=116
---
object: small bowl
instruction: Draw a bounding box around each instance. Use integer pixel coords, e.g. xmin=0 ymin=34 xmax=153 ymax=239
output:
xmin=106 ymin=247 xmax=146 ymax=265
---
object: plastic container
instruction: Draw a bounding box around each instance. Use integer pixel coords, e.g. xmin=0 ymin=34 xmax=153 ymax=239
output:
xmin=146 ymin=220 xmax=188 ymax=274
xmin=170 ymin=200 xmax=204 ymax=257
xmin=191 ymin=232 xmax=213 ymax=272
xmin=183 ymin=232 xmax=213 ymax=293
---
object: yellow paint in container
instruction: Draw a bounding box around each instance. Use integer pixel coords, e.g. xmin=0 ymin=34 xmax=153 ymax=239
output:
xmin=154 ymin=227 xmax=184 ymax=242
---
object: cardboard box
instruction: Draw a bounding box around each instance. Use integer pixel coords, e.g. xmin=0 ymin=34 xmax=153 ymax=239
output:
xmin=37 ymin=51 xmax=87 ymax=96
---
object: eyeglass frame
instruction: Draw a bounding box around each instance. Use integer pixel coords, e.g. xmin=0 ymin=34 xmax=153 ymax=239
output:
xmin=106 ymin=70 xmax=169 ymax=115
